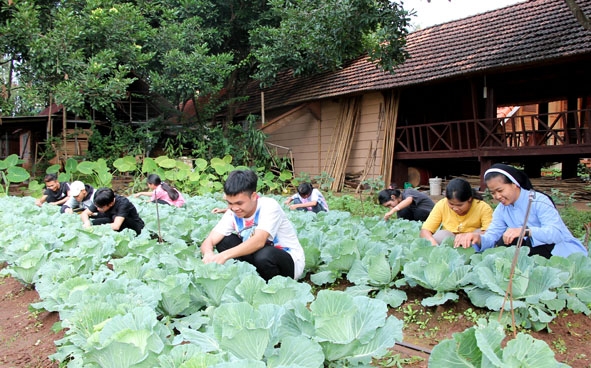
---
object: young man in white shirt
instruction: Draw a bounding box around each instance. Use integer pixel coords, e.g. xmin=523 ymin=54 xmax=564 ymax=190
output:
xmin=200 ymin=169 xmax=305 ymax=281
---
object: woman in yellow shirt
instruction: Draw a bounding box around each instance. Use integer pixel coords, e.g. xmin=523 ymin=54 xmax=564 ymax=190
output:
xmin=420 ymin=178 xmax=493 ymax=246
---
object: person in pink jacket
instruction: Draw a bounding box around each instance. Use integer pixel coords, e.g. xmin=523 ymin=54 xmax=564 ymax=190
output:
xmin=134 ymin=174 xmax=185 ymax=207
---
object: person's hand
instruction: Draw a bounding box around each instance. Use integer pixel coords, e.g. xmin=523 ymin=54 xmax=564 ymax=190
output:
xmin=501 ymin=228 xmax=523 ymax=245
xmin=384 ymin=209 xmax=395 ymax=221
xmin=35 ymin=199 xmax=42 ymax=207
xmin=133 ymin=193 xmax=141 ymax=198
xmin=211 ymin=207 xmax=227 ymax=214
xmin=428 ymin=238 xmax=438 ymax=246
xmin=82 ymin=222 xmax=92 ymax=229
xmin=202 ymin=251 xmax=227 ymax=265
xmin=454 ymin=233 xmax=479 ymax=249
xmin=289 ymin=205 xmax=298 ymax=211
xmin=64 ymin=208 xmax=73 ymax=214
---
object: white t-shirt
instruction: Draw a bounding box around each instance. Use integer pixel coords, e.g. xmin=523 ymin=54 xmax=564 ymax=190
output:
xmin=212 ymin=196 xmax=305 ymax=279
xmin=291 ymin=188 xmax=329 ymax=211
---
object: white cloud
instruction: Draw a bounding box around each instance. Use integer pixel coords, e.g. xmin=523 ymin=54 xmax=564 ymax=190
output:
xmin=402 ymin=0 xmax=527 ymax=28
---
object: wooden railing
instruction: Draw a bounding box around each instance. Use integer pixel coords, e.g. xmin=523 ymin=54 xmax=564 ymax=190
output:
xmin=395 ymin=109 xmax=591 ymax=157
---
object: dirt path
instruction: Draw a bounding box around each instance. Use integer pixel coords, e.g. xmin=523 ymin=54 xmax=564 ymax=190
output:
xmin=0 ymin=275 xmax=62 ymax=368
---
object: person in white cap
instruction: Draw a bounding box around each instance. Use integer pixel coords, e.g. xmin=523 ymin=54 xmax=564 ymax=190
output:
xmin=60 ymin=181 xmax=96 ymax=214
xmin=454 ymin=163 xmax=587 ymax=258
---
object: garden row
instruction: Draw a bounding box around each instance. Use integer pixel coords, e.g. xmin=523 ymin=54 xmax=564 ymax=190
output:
xmin=0 ymin=192 xmax=583 ymax=367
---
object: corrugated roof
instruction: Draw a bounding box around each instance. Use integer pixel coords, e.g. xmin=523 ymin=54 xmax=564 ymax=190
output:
xmin=240 ymin=0 xmax=591 ymax=114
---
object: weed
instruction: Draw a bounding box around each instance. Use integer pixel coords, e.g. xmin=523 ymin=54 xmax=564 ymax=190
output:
xmin=438 ymin=309 xmax=459 ymax=323
xmin=425 ymin=326 xmax=440 ymax=339
xmin=374 ymin=350 xmax=425 ymax=367
xmin=463 ymin=308 xmax=480 ymax=323
xmin=402 ymin=305 xmax=418 ymax=324
xmin=552 ymin=337 xmax=567 ymax=354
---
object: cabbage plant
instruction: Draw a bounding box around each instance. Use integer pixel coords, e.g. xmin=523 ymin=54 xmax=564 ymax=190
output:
xmin=429 ymin=318 xmax=569 ymax=368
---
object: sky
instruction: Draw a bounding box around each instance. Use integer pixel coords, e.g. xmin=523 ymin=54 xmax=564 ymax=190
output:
xmin=403 ymin=0 xmax=527 ymax=29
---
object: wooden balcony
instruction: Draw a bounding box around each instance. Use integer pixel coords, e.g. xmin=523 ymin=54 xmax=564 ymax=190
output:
xmin=395 ymin=109 xmax=591 ymax=160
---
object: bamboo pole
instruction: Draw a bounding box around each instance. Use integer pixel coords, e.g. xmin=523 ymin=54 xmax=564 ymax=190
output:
xmin=323 ymin=96 xmax=362 ymax=191
xmin=380 ymin=91 xmax=400 ymax=187
xmin=356 ymin=103 xmax=385 ymax=193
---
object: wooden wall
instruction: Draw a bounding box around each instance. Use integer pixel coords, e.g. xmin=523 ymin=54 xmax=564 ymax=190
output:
xmin=264 ymin=92 xmax=385 ymax=182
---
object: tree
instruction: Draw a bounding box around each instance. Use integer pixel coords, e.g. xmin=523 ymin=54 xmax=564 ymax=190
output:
xmin=2 ymin=0 xmax=412 ymax=122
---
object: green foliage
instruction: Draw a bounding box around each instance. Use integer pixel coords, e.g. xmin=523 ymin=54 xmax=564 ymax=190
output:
xmin=313 ymin=171 xmax=335 ymax=192
xmin=0 ymin=154 xmax=31 ymax=195
xmin=361 ymin=176 xmax=385 ymax=195
xmin=429 ymin=318 xmax=568 ymax=367
xmin=0 ymin=194 xmax=587 ymax=366
xmin=403 ymin=246 xmax=473 ymax=306
xmin=549 ymin=188 xmax=576 ymax=207
xmin=293 ymin=171 xmax=312 ymax=187
xmin=161 ymin=118 xmax=283 ymax=171
xmin=3 ymin=0 xmax=411 ymax=124
xmin=87 ymin=122 xmax=158 ymax=164
xmin=250 ymin=0 xmax=411 ymax=86
xmin=465 ymin=247 xmax=571 ymax=331
xmin=559 ymin=206 xmax=591 ymax=239
xmin=326 ymin=193 xmax=385 ymax=218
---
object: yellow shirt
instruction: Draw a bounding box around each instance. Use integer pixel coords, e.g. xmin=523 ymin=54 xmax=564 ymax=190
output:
xmin=421 ymin=198 xmax=493 ymax=234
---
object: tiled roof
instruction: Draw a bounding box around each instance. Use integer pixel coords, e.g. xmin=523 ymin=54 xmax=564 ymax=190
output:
xmin=240 ymin=0 xmax=591 ymax=114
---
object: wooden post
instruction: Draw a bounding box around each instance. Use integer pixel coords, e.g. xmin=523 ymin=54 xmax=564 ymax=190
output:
xmin=63 ymin=107 xmax=67 ymax=160
xmin=261 ymin=91 xmax=265 ymax=125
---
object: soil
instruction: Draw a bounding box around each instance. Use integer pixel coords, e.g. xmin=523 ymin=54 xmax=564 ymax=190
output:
xmin=0 ymin=274 xmax=62 ymax=368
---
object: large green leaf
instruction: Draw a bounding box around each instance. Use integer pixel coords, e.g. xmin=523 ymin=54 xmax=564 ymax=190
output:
xmin=213 ymin=302 xmax=270 ymax=360
xmin=64 ymin=158 xmax=78 ymax=173
xmin=266 ymin=335 xmax=324 ymax=368
xmin=6 ymin=166 xmax=30 ymax=183
xmin=1 ymin=154 xmax=20 ymax=169
xmin=141 ymin=157 xmax=159 ymax=173
xmin=46 ymin=164 xmax=61 ymax=174
xmin=77 ymin=161 xmax=96 ymax=175
xmin=210 ymin=157 xmax=233 ymax=175
xmin=113 ymin=156 xmax=137 ymax=173
xmin=502 ymin=333 xmax=569 ymax=367
xmin=429 ymin=323 xmax=482 ymax=367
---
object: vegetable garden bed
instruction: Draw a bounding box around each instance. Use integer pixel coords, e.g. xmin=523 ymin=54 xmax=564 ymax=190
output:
xmin=1 ymin=194 xmax=590 ymax=367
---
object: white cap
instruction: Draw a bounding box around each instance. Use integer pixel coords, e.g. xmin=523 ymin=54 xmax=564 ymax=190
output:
xmin=69 ymin=181 xmax=85 ymax=196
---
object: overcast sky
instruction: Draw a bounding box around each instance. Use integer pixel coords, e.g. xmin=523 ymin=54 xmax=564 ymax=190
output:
xmin=403 ymin=0 xmax=527 ymax=28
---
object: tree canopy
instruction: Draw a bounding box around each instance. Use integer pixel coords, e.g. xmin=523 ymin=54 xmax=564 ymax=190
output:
xmin=1 ymin=0 xmax=412 ymax=123
xmin=0 ymin=0 xmax=410 ymax=140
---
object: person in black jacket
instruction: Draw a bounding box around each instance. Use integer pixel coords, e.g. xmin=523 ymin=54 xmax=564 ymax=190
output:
xmin=80 ymin=187 xmax=144 ymax=235
xmin=35 ymin=173 xmax=70 ymax=207
xmin=378 ymin=188 xmax=435 ymax=221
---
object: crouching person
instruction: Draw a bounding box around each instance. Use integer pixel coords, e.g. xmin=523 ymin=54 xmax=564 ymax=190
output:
xmin=80 ymin=187 xmax=144 ymax=236
xmin=61 ymin=181 xmax=95 ymax=214
xmin=200 ymin=169 xmax=305 ymax=281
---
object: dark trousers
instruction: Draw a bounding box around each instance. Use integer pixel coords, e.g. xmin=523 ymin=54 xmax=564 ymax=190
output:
xmin=495 ymin=236 xmax=555 ymax=258
xmin=91 ymin=214 xmax=143 ymax=235
xmin=217 ymin=234 xmax=295 ymax=281
xmin=398 ymin=207 xmax=430 ymax=222
xmin=292 ymin=198 xmax=325 ymax=213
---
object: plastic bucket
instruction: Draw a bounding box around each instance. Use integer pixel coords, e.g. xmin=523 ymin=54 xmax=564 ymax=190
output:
xmin=429 ymin=177 xmax=443 ymax=196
